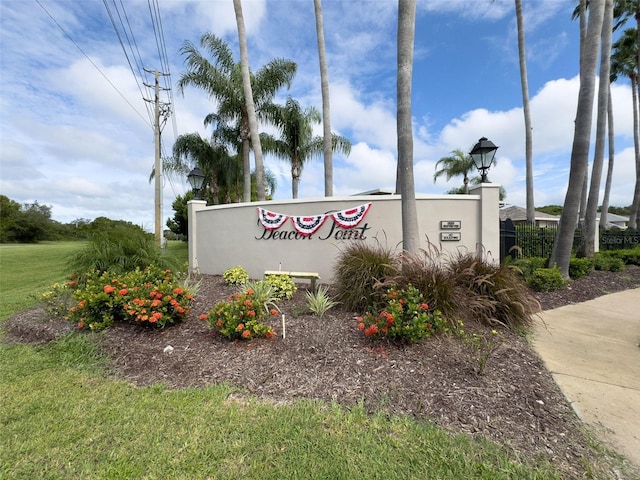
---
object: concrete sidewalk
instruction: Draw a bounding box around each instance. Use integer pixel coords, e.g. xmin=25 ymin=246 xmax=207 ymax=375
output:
xmin=532 ymin=288 xmax=640 ymax=468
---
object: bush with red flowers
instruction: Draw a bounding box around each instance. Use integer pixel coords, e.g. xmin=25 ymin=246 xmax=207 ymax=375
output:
xmin=66 ymin=266 xmax=194 ymax=331
xmin=355 ymin=284 xmax=445 ymax=343
xmin=205 ymin=287 xmax=277 ymax=340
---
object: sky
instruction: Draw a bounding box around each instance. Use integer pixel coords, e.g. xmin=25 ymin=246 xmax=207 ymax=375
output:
xmin=0 ymin=0 xmax=636 ymax=230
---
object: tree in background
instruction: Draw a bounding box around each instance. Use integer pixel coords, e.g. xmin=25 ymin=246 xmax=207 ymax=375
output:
xmin=0 ymin=196 xmax=54 ymax=243
xmin=261 ymin=96 xmax=351 ymax=199
xmin=396 ymin=0 xmax=420 ymax=253
xmin=166 ymin=192 xmax=194 ymax=240
xmin=433 ymin=149 xmax=476 ymax=194
xmin=178 ymin=33 xmax=296 ymax=202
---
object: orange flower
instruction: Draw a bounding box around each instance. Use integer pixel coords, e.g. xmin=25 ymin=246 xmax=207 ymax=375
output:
xmin=266 ymin=331 xmax=275 ymax=339
xmin=216 ymin=320 xmax=223 ymax=328
xmin=77 ymin=322 xmax=84 ymax=329
xmin=78 ymin=300 xmax=86 ymax=307
xmin=119 ymin=288 xmax=128 ymax=296
xmin=173 ymin=287 xmax=183 ymax=295
xmin=420 ymin=303 xmax=429 ymax=310
xmin=246 ymin=289 xmax=254 ymax=295
xmin=198 ymin=314 xmax=208 ymax=321
xmin=151 ymin=299 xmax=162 ymax=307
xmin=103 ymin=285 xmax=115 ymax=294
xmin=236 ymin=323 xmax=245 ymax=331
xmin=247 ymin=310 xmax=256 ymax=317
xmin=242 ymin=330 xmax=251 ymax=339
xmin=357 ymin=323 xmax=365 ymax=331
xmin=355 ymin=316 xmax=363 ymax=323
xmin=270 ymin=309 xmax=279 ymax=316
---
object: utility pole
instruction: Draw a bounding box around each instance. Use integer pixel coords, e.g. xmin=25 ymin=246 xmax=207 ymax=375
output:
xmin=144 ymin=69 xmax=170 ymax=248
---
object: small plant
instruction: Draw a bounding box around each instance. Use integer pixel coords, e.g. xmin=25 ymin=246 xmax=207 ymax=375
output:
xmin=223 ymin=266 xmax=249 ymax=286
xmin=263 ymin=274 xmax=296 ymax=300
xmin=205 ymin=287 xmax=277 ymax=340
xmin=460 ymin=327 xmax=502 ymax=375
xmin=40 ymin=279 xmax=75 ymax=319
xmin=356 ymin=284 xmax=446 ymax=343
xmin=305 ymin=286 xmax=338 ymax=317
xmin=528 ymin=267 xmax=567 ymax=292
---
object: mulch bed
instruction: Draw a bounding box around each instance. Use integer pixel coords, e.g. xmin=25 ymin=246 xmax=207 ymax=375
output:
xmin=4 ymin=265 xmax=640 ymax=479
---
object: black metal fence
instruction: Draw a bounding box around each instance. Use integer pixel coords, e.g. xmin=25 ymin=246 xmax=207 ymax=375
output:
xmin=499 ymin=221 xmax=638 ymax=261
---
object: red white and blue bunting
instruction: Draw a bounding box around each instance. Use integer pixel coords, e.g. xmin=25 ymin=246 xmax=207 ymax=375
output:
xmin=257 ymin=203 xmax=372 ymax=235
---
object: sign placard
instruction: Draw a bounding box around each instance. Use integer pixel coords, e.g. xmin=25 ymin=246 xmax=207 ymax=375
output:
xmin=440 ymin=220 xmax=461 ymax=230
xmin=440 ymin=232 xmax=461 ymax=242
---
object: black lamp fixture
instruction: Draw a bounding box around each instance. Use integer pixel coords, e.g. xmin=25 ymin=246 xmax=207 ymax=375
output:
xmin=469 ymin=137 xmax=498 ymax=183
xmin=187 ymin=167 xmax=205 ymax=199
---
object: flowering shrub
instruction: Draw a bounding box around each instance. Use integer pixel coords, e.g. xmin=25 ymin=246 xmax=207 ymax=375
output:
xmin=204 ymin=288 xmax=277 ymax=340
xmin=66 ymin=266 xmax=194 ymax=331
xmin=263 ymin=274 xmax=296 ymax=300
xmin=223 ymin=266 xmax=249 ymax=286
xmin=355 ymin=284 xmax=445 ymax=343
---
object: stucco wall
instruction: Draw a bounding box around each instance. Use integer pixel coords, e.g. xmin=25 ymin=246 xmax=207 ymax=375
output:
xmin=188 ymin=184 xmax=500 ymax=284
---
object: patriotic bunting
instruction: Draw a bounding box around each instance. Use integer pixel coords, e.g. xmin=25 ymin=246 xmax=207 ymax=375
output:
xmin=257 ymin=203 xmax=372 ymax=234
xmin=257 ymin=208 xmax=289 ymax=230
xmin=331 ymin=203 xmax=372 ymax=228
xmin=290 ymin=215 xmax=327 ymax=236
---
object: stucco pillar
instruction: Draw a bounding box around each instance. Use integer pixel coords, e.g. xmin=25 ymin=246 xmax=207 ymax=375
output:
xmin=471 ymin=183 xmax=500 ymax=262
xmin=187 ymin=200 xmax=207 ymax=274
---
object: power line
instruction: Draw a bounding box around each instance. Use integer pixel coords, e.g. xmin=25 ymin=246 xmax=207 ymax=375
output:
xmin=35 ymin=0 xmax=152 ymax=129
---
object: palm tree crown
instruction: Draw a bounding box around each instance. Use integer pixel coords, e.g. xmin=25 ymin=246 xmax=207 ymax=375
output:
xmin=261 ymin=96 xmax=351 ymax=198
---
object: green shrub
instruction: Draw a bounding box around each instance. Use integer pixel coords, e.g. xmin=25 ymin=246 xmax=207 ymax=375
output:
xmin=528 ymin=267 xmax=567 ymax=292
xmin=355 ymin=284 xmax=446 ymax=343
xmin=205 ymin=287 xmax=277 ymax=340
xmin=306 ymin=286 xmax=338 ymax=317
xmin=448 ymin=252 xmax=540 ymax=329
xmin=594 ymin=252 xmax=625 ymax=272
xmin=223 ymin=266 xmax=249 ymax=286
xmin=333 ymin=240 xmax=396 ymax=312
xmin=68 ymin=220 xmax=177 ymax=280
xmin=66 ymin=266 xmax=194 ymax=331
xmin=569 ymin=257 xmax=594 ymax=279
xmin=512 ymin=257 xmax=548 ymax=281
xmin=263 ymin=274 xmax=296 ymax=300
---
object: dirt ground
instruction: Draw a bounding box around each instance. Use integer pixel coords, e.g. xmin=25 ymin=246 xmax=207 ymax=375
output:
xmin=4 ymin=265 xmax=640 ymax=479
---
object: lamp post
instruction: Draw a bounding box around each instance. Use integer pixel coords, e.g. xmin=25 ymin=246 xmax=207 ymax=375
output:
xmin=187 ymin=167 xmax=205 ymax=200
xmin=469 ymin=137 xmax=498 ymax=183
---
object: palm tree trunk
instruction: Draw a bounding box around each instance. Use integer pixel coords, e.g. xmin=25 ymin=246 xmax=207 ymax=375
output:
xmin=629 ymin=74 xmax=640 ymax=228
xmin=515 ymin=0 xmax=534 ymax=225
xmin=599 ymin=84 xmax=615 ymax=229
xmin=314 ymin=0 xmax=333 ymax=197
xmin=581 ymin=0 xmax=613 ymax=257
xmin=233 ymin=0 xmax=266 ymax=201
xmin=396 ymin=0 xmax=419 ymax=253
xmin=550 ymin=0 xmax=605 ymax=276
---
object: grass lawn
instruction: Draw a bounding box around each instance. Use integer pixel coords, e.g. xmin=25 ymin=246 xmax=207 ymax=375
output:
xmin=0 ymin=242 xmax=564 ymax=479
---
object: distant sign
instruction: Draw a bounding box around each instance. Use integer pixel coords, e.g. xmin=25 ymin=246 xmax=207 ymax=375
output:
xmin=440 ymin=220 xmax=461 ymax=230
xmin=440 ymin=232 xmax=461 ymax=242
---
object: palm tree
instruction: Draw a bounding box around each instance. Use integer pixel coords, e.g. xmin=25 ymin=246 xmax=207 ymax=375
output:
xmin=171 ymin=132 xmax=240 ymax=205
xmin=433 ymin=149 xmax=476 ymax=194
xmin=515 ymin=0 xmax=535 ymax=225
xmin=396 ymin=0 xmax=420 ymax=253
xmin=611 ymin=28 xmax=640 ymax=227
xmin=314 ymin=0 xmax=334 ymax=197
xmin=261 ymin=97 xmax=351 ymax=199
xmin=233 ymin=0 xmax=268 ymax=201
xmin=580 ymin=0 xmax=614 ymax=258
xmin=550 ymin=0 xmax=605 ymax=276
xmin=177 ymin=33 xmax=296 ymax=202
